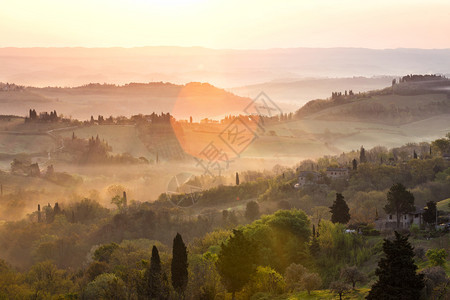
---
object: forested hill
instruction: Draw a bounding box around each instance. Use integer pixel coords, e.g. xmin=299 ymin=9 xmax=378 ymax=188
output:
xmin=294 ymin=75 xmax=450 ymax=124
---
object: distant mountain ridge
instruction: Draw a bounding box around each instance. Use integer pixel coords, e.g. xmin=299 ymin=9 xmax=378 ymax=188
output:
xmin=1 ymin=47 xmax=450 ymax=88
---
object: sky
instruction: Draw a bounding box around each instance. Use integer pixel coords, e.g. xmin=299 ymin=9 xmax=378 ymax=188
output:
xmin=1 ymin=0 xmax=450 ymax=49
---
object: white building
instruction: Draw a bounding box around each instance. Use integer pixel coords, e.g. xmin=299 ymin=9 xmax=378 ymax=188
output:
xmin=375 ymin=210 xmax=423 ymax=230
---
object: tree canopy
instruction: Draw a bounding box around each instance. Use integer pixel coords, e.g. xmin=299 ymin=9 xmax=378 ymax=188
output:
xmin=384 ymin=183 xmax=415 ymax=228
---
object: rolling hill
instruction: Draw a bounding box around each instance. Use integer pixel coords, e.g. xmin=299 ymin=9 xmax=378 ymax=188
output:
xmin=0 ymin=82 xmax=252 ymax=120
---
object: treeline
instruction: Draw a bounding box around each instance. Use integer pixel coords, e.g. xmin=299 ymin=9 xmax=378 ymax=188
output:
xmin=398 ymin=74 xmax=447 ymax=83
xmin=88 ymin=112 xmax=173 ymax=126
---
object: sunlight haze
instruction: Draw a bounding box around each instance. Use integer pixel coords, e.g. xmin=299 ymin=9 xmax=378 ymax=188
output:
xmin=1 ymin=0 xmax=450 ymax=49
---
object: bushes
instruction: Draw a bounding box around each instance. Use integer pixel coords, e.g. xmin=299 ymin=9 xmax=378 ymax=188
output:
xmin=284 ymin=263 xmax=307 ymax=291
xmin=84 ymin=273 xmax=127 ymax=300
xmin=244 ymin=266 xmax=286 ymax=296
xmin=241 ymin=209 xmax=311 ymax=271
xmin=420 ymin=267 xmax=448 ymax=298
xmin=426 ymin=249 xmax=448 ymax=267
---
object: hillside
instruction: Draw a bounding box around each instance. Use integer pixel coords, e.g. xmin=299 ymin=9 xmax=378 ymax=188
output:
xmin=229 ymin=76 xmax=395 ymax=112
xmin=0 ymin=82 xmax=252 ymax=120
xmin=294 ymin=76 xmax=450 ymax=125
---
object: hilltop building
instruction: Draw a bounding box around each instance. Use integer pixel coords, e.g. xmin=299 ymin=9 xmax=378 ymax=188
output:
xmin=326 ymin=167 xmax=349 ymax=179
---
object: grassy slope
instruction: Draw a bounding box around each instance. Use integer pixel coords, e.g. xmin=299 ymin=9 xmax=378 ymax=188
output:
xmin=437 ymin=198 xmax=450 ymax=213
xmin=306 ymin=93 xmax=448 ymax=120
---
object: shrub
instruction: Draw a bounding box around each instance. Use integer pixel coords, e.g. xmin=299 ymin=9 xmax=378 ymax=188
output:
xmin=426 ymin=249 xmax=448 ymax=267
xmin=284 ymin=263 xmax=308 ymax=291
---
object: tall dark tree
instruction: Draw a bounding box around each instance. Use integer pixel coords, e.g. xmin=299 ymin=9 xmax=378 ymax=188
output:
xmin=37 ymin=204 xmax=41 ymax=223
xmin=141 ymin=245 xmax=168 ymax=299
xmin=352 ymin=159 xmax=357 ymax=170
xmin=413 ymin=150 xmax=418 ymax=159
xmin=54 ymin=202 xmax=61 ymax=214
xmin=216 ymin=229 xmax=258 ymax=299
xmin=422 ymin=201 xmax=437 ymax=226
xmin=384 ymin=183 xmax=415 ymax=228
xmin=235 ymin=172 xmax=239 ymax=185
xmin=367 ymin=232 xmax=424 ymax=299
xmin=360 ymin=146 xmax=367 ymax=163
xmin=329 ymin=193 xmax=350 ymax=224
xmin=171 ymin=233 xmax=188 ymax=297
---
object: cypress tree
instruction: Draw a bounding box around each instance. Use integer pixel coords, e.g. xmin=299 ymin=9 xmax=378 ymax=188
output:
xmin=236 ymin=172 xmax=239 ymax=185
xmin=329 ymin=193 xmax=350 ymax=224
xmin=352 ymin=159 xmax=357 ymax=170
xmin=142 ymin=245 xmax=168 ymax=299
xmin=367 ymin=232 xmax=424 ymax=299
xmin=37 ymin=204 xmax=41 ymax=223
xmin=171 ymin=233 xmax=188 ymax=297
xmin=360 ymin=146 xmax=367 ymax=163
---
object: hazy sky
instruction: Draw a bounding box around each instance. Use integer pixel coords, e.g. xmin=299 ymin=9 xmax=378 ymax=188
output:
xmin=1 ymin=0 xmax=449 ymax=49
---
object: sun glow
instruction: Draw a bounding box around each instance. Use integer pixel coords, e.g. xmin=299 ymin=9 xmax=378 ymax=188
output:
xmin=1 ymin=0 xmax=450 ymax=48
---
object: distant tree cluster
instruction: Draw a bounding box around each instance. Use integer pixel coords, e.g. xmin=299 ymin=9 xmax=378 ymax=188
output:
xmin=10 ymin=159 xmax=40 ymax=177
xmin=0 ymin=82 xmax=24 ymax=91
xmin=399 ymin=74 xmax=446 ymax=83
xmin=87 ymin=112 xmax=174 ymax=126
xmin=331 ymin=90 xmax=354 ymax=100
xmin=26 ymin=109 xmax=60 ymax=122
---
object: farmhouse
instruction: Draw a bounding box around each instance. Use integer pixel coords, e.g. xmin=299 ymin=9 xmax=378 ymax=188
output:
xmin=326 ymin=167 xmax=349 ymax=179
xmin=375 ymin=209 xmax=424 ymax=230
xmin=298 ymin=171 xmax=320 ymax=187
